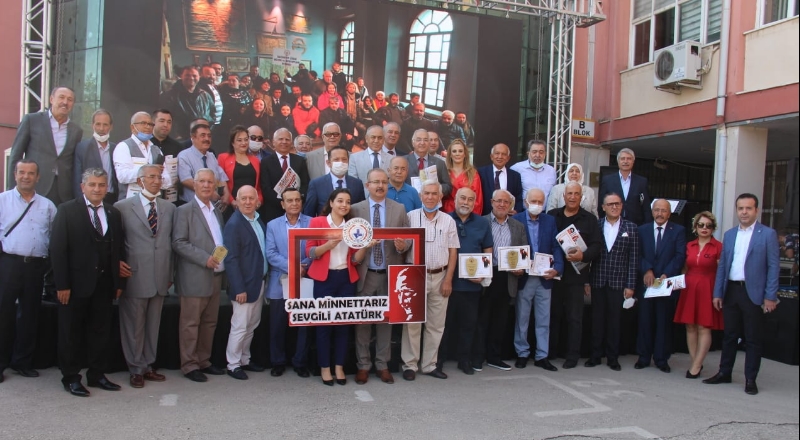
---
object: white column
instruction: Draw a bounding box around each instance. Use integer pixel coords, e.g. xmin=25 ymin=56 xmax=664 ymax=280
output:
xmin=719 ymin=125 xmax=768 ymax=232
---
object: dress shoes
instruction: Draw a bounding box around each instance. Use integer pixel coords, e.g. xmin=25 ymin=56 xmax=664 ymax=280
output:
xmin=745 ymin=380 xmax=758 ymax=395
xmin=457 ymin=361 xmax=475 ymax=375
xmin=534 ymin=359 xmax=558 ymax=372
xmin=425 ymin=369 xmax=448 ymax=379
xmin=657 ymin=364 xmax=671 ymax=373
xmin=129 ymin=374 xmax=145 ymax=388
xmin=607 ymin=360 xmax=622 ymax=371
xmin=584 ymin=358 xmax=601 ymax=368
xmin=686 ymin=366 xmax=703 ymax=379
xmin=201 ymin=365 xmax=225 ymax=376
xmin=143 ymin=371 xmax=166 ymax=382
xmin=634 ymin=361 xmax=650 ymax=369
xmin=487 ymin=360 xmax=512 ymax=371
xmin=227 ymin=367 xmax=248 ymax=380
xmin=515 ymin=357 xmax=528 ymax=369
xmin=335 ymin=377 xmax=347 ymax=386
xmin=63 ymin=381 xmax=90 ymax=397
xmin=402 ymin=369 xmax=416 ymax=381
xmin=702 ymin=372 xmax=732 ymax=384
xmin=322 ymin=378 xmax=334 ymax=386
xmin=242 ymin=363 xmax=265 ymax=373
xmin=184 ymin=369 xmax=208 ymax=383
xmin=377 ymin=369 xmax=395 ymax=384
xmin=562 ymin=359 xmax=578 ymax=369
xmin=87 ymin=376 xmax=121 ymax=391
xmin=355 ymin=369 xmax=370 ymax=385
xmin=293 ymin=367 xmax=310 ymax=378
xmin=12 ymin=367 xmax=39 ymax=378
xmin=270 ymin=365 xmax=285 ymax=377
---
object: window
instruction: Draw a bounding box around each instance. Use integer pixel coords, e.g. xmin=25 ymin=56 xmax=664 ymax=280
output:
xmin=631 ymin=0 xmax=723 ymax=66
xmin=406 ymin=10 xmax=453 ymax=110
xmin=761 ymin=0 xmax=799 ymax=25
xmin=339 ymin=21 xmax=355 ymax=80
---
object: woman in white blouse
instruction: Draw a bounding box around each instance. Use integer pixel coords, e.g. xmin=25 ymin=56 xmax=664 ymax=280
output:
xmin=546 ymin=162 xmax=598 ymax=217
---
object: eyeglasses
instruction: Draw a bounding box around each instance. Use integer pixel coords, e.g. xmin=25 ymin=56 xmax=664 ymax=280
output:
xmin=134 ymin=122 xmax=155 ymax=128
xmin=696 ymin=222 xmax=714 ymax=229
xmin=323 ymin=132 xmax=341 ymax=138
xmin=368 ymin=180 xmax=389 ymax=185
xmin=457 ymin=223 xmax=466 ymax=237
xmin=249 ymin=135 xmax=264 ymax=142
xmin=604 ymin=202 xmax=622 ymax=207
xmin=492 ymin=199 xmax=511 ymax=205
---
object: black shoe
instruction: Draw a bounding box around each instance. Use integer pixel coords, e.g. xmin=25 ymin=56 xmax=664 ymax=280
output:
xmin=87 ymin=376 xmax=121 ymax=391
xmin=227 ymin=367 xmax=248 ymax=380
xmin=12 ymin=368 xmax=39 ymax=378
xmin=184 ymin=369 xmax=208 ymax=383
xmin=562 ymin=359 xmax=577 ymax=369
xmin=471 ymin=361 xmax=483 ymax=372
xmin=293 ymin=367 xmax=310 ymax=378
xmin=63 ymin=381 xmax=90 ymax=397
xmin=686 ymin=366 xmax=703 ymax=379
xmin=425 ymin=369 xmax=448 ymax=379
xmin=458 ymin=362 xmax=475 ymax=375
xmin=584 ymin=358 xmax=601 ymax=367
xmin=242 ymin=363 xmax=265 ymax=372
xmin=322 ymin=378 xmax=334 ymax=386
xmin=657 ymin=364 xmax=671 ymax=373
xmin=534 ymin=359 xmax=558 ymax=371
xmin=608 ymin=360 xmax=622 ymax=371
xmin=402 ymin=369 xmax=416 ymax=381
xmin=703 ymin=372 xmax=732 ymax=384
xmin=634 ymin=361 xmax=650 ymax=369
xmin=515 ymin=357 xmax=528 ymax=369
xmin=270 ymin=365 xmax=285 ymax=377
xmin=745 ymin=380 xmax=758 ymax=395
xmin=336 ymin=377 xmax=347 ymax=386
xmin=487 ymin=360 xmax=512 ymax=371
xmin=201 ymin=365 xmax=225 ymax=376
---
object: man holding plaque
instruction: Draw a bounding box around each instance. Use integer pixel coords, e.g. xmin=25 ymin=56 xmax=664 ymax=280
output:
xmin=173 ymin=168 xmax=227 ymax=383
xmin=438 ymin=188 xmax=494 ymax=376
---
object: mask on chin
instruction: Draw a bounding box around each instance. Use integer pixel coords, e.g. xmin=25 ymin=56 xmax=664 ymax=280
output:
xmin=530 ymin=161 xmax=544 ymax=170
xmin=139 ymin=184 xmax=160 ymax=199
xmin=93 ymin=132 xmax=110 ymax=143
xmin=135 ymin=130 xmax=153 ymax=142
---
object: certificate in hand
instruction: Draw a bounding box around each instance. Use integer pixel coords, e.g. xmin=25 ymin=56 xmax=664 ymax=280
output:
xmin=529 ymin=252 xmax=555 ymax=276
xmin=273 ymin=167 xmax=300 ymax=199
xmin=644 ymin=274 xmax=686 ymax=298
xmin=458 ymin=253 xmax=493 ymax=279
xmin=498 ymin=246 xmax=531 ymax=271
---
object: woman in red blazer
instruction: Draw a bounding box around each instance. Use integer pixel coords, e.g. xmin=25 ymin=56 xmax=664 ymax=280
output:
xmin=306 ymin=188 xmax=374 ymax=386
xmin=217 ymin=125 xmax=263 ymax=206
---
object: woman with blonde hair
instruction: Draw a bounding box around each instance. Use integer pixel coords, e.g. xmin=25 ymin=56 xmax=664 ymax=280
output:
xmin=441 ymin=139 xmax=483 ymax=214
xmin=546 ymin=162 xmax=597 ymax=217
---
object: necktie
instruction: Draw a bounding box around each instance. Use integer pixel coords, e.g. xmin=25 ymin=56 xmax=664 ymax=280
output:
xmin=281 ymin=155 xmax=288 ymax=172
xmin=201 ymin=155 xmax=208 ymax=168
xmin=494 ymin=170 xmax=501 ymax=190
xmin=372 ymin=204 xmax=383 ymax=266
xmin=418 ymin=157 xmax=425 ymax=171
xmin=656 ymin=226 xmax=663 ymax=253
xmin=337 ymin=179 xmax=343 ymax=189
xmin=147 ymin=201 xmax=157 ymax=236
xmin=90 ymin=205 xmax=103 ymax=235
xmin=387 ymin=150 xmax=395 ymax=155
xmin=372 ymin=152 xmax=380 ymax=169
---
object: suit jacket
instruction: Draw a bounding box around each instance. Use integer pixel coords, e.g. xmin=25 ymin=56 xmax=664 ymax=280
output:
xmin=598 ymin=172 xmax=652 ymax=225
xmin=351 ymin=198 xmax=410 ymax=292
xmin=306 ymin=216 xmax=359 ymax=283
xmin=404 ymin=153 xmax=453 ymax=197
xmin=303 ymin=173 xmax=366 ymax=217
xmin=259 ymin=153 xmax=310 ymax=223
xmin=265 ymin=213 xmax=312 ymax=300
xmin=49 ymin=198 xmax=123 ymax=297
xmin=638 ymin=221 xmax=686 ymax=285
xmin=305 ymin=147 xmax=328 ymax=181
xmin=172 ymin=198 xmax=225 ymax=297
xmin=591 ymin=218 xmax=640 ymax=291
xmin=477 ymin=165 xmax=524 ymax=214
xmin=714 ymin=222 xmax=780 ymax=305
xmin=348 ymin=149 xmax=392 ymax=182
xmin=223 ymin=210 xmax=266 ymax=303
xmin=512 ymin=211 xmax=564 ymax=290
xmin=115 ymin=195 xmax=175 ymax=298
xmin=8 ymin=111 xmax=83 ymax=201
xmin=484 ymin=214 xmax=528 ymax=297
xmin=73 ymin=139 xmax=118 ymax=198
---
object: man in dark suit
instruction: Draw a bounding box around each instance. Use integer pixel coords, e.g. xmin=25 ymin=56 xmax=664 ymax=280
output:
xmin=50 ymin=168 xmax=124 ymax=397
xmin=587 ymin=192 xmax=640 ymax=371
xmin=304 ymin=146 xmax=365 ymax=217
xmin=8 ymin=86 xmax=83 ymax=205
xmin=704 ymin=193 xmax=780 ymax=395
xmin=73 ymin=109 xmax=118 ymax=205
xmin=405 ymin=129 xmax=452 ymax=198
xmin=477 ymin=143 xmax=524 ymax=215
xmin=259 ymin=128 xmax=310 ymax=223
xmin=635 ymin=199 xmax=686 ymax=373
xmin=598 ymin=148 xmax=652 ymax=226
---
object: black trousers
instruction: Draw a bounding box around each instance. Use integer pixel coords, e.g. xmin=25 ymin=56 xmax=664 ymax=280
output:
xmin=0 ymin=254 xmax=47 ymax=371
xmin=719 ymin=283 xmax=764 ymax=381
xmin=472 ymin=268 xmax=510 ymax=364
xmin=591 ymin=286 xmax=623 ymax=361
xmin=550 ymin=283 xmax=585 ymax=362
xmin=636 ymin=293 xmax=675 ymax=366
xmin=58 ymin=271 xmax=114 ymax=383
xmin=438 ymin=290 xmax=480 ymax=365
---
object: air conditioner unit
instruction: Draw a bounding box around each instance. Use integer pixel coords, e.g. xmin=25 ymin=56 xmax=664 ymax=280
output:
xmin=653 ymin=41 xmax=702 ymax=87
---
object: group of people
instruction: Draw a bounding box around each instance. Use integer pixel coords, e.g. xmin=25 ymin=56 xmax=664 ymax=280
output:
xmin=0 ymin=86 xmax=781 ymax=399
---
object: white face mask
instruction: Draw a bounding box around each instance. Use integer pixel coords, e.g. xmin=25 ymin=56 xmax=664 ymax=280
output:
xmin=330 ymin=161 xmax=349 ymax=177
xmin=529 ymin=161 xmax=544 ymax=170
xmin=138 ymin=181 xmax=161 ymax=199
xmin=93 ymin=132 xmax=110 ymax=143
xmin=248 ymin=140 xmax=263 ymax=152
xmin=527 ymin=203 xmax=543 ymax=216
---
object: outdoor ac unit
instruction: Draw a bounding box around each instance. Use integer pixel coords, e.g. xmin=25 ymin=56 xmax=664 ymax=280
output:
xmin=653 ymin=41 xmax=702 ymax=87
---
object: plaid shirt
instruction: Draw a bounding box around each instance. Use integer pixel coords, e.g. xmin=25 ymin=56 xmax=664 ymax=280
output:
xmin=591 ymin=218 xmax=640 ymax=290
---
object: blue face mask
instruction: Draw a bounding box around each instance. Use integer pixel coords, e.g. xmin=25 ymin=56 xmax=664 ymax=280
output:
xmin=422 ymin=205 xmax=439 ymax=213
xmin=136 ymin=130 xmax=154 ymax=142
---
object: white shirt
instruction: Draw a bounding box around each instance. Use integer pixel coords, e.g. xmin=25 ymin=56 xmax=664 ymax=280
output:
xmin=0 ymin=189 xmax=56 ymax=257
xmin=195 ymin=195 xmax=225 ymax=272
xmin=407 ymin=208 xmax=460 ymax=268
xmin=619 ymin=171 xmax=631 ymax=200
xmin=326 ymin=214 xmax=348 ymax=270
xmin=729 ymin=223 xmax=755 ymax=281
xmin=492 ymin=165 xmax=508 ymax=191
xmin=654 ymin=221 xmax=668 ymax=244
xmin=113 ymin=135 xmax=173 ymax=187
xmin=510 ymin=160 xmax=557 ymax=202
xmin=139 ymin=192 xmax=157 ymax=216
xmin=84 ymin=196 xmax=108 ymax=235
xmin=603 ymin=217 xmax=621 ymax=251
xmin=48 ymin=110 xmax=69 ymax=156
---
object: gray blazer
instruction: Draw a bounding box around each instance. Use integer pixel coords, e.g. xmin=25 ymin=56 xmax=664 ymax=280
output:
xmin=348 ymin=149 xmax=392 ymax=182
xmin=405 ymin=153 xmax=452 ymax=197
xmin=305 ymin=147 xmax=328 ymax=181
xmin=351 ymin=198 xmax=410 ymax=292
xmin=73 ymin=138 xmax=118 ymax=197
xmin=116 ymin=195 xmax=176 ymax=298
xmin=172 ymin=198 xmax=225 ymax=297
xmin=8 ymin=111 xmax=83 ymax=201
xmin=484 ymin=213 xmax=528 ymax=298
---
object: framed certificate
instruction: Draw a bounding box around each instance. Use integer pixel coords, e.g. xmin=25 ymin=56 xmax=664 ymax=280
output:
xmin=458 ymin=253 xmax=493 ymax=279
xmin=498 ymin=246 xmax=531 ymax=271
xmin=529 ymin=252 xmax=555 ymax=276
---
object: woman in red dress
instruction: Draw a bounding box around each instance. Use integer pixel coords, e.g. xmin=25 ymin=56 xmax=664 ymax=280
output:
xmin=441 ymin=139 xmax=482 ymax=214
xmin=674 ymin=211 xmax=723 ymax=379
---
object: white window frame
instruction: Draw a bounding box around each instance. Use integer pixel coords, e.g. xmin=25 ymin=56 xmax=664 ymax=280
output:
xmin=339 ymin=21 xmax=355 ymax=81
xmin=757 ymin=0 xmax=799 ymax=27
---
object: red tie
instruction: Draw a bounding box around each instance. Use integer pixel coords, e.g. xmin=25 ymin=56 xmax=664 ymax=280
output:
xmin=418 ymin=157 xmax=425 ymax=170
xmin=281 ymin=155 xmax=288 ymax=172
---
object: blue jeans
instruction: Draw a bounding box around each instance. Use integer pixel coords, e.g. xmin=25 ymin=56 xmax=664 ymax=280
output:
xmin=514 ymin=277 xmax=551 ymax=361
